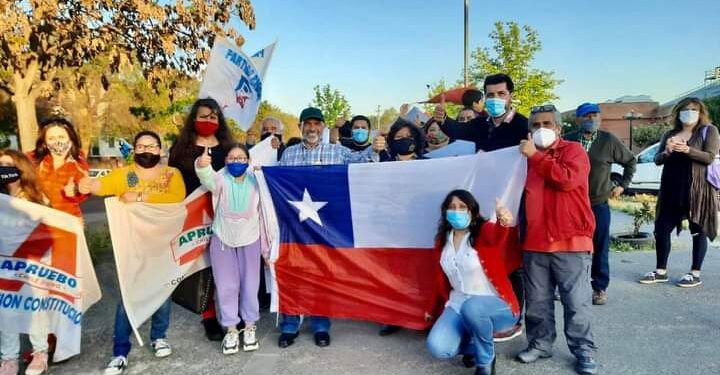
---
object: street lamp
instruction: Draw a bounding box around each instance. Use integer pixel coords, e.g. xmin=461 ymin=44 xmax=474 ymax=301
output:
xmin=464 ymin=0 xmax=469 ymax=86
xmin=624 ymin=110 xmax=643 ymax=152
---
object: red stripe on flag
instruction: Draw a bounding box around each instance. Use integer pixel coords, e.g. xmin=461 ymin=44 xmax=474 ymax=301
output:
xmin=276 ymin=243 xmax=437 ymax=330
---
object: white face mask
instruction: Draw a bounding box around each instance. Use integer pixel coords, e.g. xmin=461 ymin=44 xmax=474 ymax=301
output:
xmin=679 ymin=110 xmax=699 ymax=125
xmin=532 ymin=128 xmax=557 ymax=149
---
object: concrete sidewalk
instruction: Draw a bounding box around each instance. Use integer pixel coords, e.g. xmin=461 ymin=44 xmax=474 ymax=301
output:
xmin=37 ymin=244 xmax=719 ymax=375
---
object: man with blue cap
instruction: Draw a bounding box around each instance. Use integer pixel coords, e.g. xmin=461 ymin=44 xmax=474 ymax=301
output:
xmin=565 ymin=103 xmax=636 ymax=305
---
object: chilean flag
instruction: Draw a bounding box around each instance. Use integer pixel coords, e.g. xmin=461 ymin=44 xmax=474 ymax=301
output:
xmin=256 ymin=147 xmax=527 ymax=330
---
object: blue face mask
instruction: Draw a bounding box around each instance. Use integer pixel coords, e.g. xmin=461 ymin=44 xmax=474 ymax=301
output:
xmin=446 ymin=210 xmax=471 ymax=230
xmin=226 ymin=162 xmax=249 ymax=177
xmin=352 ymin=128 xmax=369 ymax=143
xmin=485 ymin=98 xmax=507 ymax=118
xmin=580 ymin=118 xmax=600 ymax=133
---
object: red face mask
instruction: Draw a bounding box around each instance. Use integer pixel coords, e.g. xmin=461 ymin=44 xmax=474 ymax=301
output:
xmin=194 ymin=120 xmax=219 ymax=137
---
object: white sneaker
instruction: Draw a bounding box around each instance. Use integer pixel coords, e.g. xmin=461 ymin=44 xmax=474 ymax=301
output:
xmin=243 ymin=325 xmax=259 ymax=352
xmin=104 ymin=356 xmax=127 ymax=375
xmin=222 ymin=331 xmax=240 ymax=355
xmin=151 ymin=338 xmax=172 ymax=358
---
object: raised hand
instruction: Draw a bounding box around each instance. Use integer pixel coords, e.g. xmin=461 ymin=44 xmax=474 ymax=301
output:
xmin=63 ymin=177 xmax=76 ymax=197
xmin=495 ymin=198 xmax=513 ymax=226
xmin=197 ymin=146 xmax=212 ymax=168
xmin=519 ymin=133 xmax=537 ymax=158
xmin=372 ymin=134 xmax=386 ymax=152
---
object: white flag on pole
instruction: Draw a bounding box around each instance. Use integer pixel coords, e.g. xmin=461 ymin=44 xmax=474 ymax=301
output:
xmin=198 ymin=38 xmax=266 ymax=131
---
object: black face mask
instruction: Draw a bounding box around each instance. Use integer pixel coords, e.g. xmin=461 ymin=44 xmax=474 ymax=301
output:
xmin=134 ymin=152 xmax=161 ymax=168
xmin=391 ymin=138 xmax=416 ymax=156
xmin=260 ymin=132 xmax=282 ymax=143
xmin=0 ymin=166 xmax=21 ymax=185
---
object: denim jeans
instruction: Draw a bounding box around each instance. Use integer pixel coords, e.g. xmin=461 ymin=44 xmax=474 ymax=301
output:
xmin=426 ymin=296 xmax=516 ymax=367
xmin=112 ymin=299 xmax=171 ymax=357
xmin=279 ymin=315 xmax=331 ymax=334
xmin=591 ymin=203 xmax=611 ymax=291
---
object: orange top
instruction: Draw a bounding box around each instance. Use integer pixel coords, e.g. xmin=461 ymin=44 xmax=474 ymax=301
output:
xmin=29 ymin=152 xmax=90 ymax=218
xmin=545 ymin=235 xmax=593 ymax=253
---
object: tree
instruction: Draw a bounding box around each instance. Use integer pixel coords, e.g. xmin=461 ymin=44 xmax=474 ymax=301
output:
xmin=310 ymin=84 xmax=351 ymax=127
xmin=0 ymin=0 xmax=255 ymax=150
xmin=469 ymin=21 xmax=561 ymax=115
xmin=248 ymin=100 xmax=301 ymax=142
xmin=704 ymin=97 xmax=720 ymax=126
xmin=633 ymin=123 xmax=671 ymax=149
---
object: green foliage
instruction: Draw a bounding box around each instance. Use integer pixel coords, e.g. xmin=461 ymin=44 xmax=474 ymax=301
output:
xmin=469 ymin=21 xmax=562 ymax=115
xmin=631 ymin=201 xmax=655 ymax=236
xmin=310 ymin=84 xmax=351 ymax=127
xmin=86 ymin=224 xmax=113 ymax=263
xmin=423 ymin=79 xmax=462 ymax=118
xmin=704 ymin=97 xmax=720 ymax=126
xmin=633 ymin=123 xmax=671 ymax=149
xmin=372 ymin=107 xmax=400 ymax=132
xmin=610 ymin=238 xmax=653 ymax=252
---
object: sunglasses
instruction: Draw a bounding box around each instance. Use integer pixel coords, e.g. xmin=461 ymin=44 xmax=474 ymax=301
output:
xmin=530 ymin=104 xmax=557 ymax=114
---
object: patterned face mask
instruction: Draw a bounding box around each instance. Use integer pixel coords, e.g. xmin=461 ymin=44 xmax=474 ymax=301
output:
xmin=48 ymin=141 xmax=71 ymax=157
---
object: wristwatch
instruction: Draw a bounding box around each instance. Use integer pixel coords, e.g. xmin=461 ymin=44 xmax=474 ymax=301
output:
xmin=136 ymin=193 xmax=143 ymax=202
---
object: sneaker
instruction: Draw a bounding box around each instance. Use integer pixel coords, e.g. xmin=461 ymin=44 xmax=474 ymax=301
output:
xmin=0 ymin=359 xmax=19 ymax=375
xmin=639 ymin=271 xmax=669 ymax=284
xmin=516 ymin=347 xmax=552 ymax=364
xmin=25 ymin=351 xmax=48 ymax=375
xmin=676 ymin=273 xmax=702 ymax=288
xmin=103 ymin=356 xmax=127 ymax=375
xmin=242 ymin=326 xmax=259 ymax=352
xmin=493 ymin=323 xmax=523 ymax=343
xmin=222 ymin=331 xmax=240 ymax=355
xmin=592 ymin=290 xmax=608 ymax=305
xmin=575 ymin=355 xmax=598 ymax=374
xmin=151 ymin=338 xmax=172 ymax=358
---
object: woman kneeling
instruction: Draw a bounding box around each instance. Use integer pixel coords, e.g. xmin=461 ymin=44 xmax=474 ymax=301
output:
xmin=426 ymin=190 xmax=520 ymax=375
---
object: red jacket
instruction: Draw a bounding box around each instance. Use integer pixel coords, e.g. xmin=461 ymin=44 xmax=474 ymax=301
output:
xmin=28 ymin=152 xmax=90 ymax=218
xmin=523 ymin=139 xmax=595 ymax=252
xmin=427 ymin=222 xmax=522 ymax=322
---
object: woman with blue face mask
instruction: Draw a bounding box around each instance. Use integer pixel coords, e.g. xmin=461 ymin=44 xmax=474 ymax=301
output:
xmin=426 ymin=190 xmax=521 ymax=375
xmin=195 ymin=143 xmax=268 ymax=356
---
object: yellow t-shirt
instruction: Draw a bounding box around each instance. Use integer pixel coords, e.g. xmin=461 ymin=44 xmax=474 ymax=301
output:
xmin=97 ymin=165 xmax=186 ymax=203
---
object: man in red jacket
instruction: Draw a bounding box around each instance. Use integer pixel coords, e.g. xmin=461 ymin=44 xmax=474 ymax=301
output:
xmin=516 ymin=104 xmax=598 ymax=375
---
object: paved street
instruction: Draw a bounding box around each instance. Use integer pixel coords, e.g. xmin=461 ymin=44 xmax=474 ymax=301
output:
xmin=34 ymin=198 xmax=720 ymax=374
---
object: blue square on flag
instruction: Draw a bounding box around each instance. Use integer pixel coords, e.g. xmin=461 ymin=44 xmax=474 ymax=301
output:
xmin=263 ymin=165 xmax=354 ymax=248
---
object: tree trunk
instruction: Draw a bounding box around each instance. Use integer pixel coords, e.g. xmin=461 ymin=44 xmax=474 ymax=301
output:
xmin=13 ymin=92 xmax=39 ymax=151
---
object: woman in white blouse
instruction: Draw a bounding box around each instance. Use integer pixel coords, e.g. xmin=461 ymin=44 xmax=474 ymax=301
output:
xmin=426 ymin=189 xmax=521 ymax=375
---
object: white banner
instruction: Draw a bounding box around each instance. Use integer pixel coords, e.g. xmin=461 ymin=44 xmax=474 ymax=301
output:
xmin=198 ymin=38 xmax=266 ymax=131
xmin=0 ymin=195 xmax=101 ymax=361
xmin=105 ymin=189 xmax=213 ymax=345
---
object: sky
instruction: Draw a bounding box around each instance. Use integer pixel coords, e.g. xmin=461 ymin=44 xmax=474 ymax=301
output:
xmin=233 ymin=0 xmax=720 ymax=117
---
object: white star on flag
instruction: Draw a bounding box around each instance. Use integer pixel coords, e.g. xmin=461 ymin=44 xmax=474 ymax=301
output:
xmin=288 ymin=188 xmax=328 ymax=226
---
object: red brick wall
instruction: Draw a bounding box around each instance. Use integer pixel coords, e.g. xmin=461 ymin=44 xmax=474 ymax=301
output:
xmin=596 ymin=102 xmax=661 ymax=150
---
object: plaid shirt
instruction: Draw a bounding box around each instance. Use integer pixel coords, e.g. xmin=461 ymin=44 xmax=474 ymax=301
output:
xmin=278 ymin=142 xmax=375 ymax=166
xmin=579 ymin=132 xmax=598 ymax=152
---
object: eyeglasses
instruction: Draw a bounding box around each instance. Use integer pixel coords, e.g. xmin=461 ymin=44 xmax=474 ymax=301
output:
xmin=135 ymin=144 xmax=160 ymax=152
xmin=530 ymin=104 xmax=557 ymax=114
xmin=227 ymin=157 xmax=248 ymax=163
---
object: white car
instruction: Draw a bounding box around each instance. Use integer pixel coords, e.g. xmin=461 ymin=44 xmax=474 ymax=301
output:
xmin=611 ymin=142 xmax=662 ymax=192
xmin=88 ymin=169 xmax=112 ymax=178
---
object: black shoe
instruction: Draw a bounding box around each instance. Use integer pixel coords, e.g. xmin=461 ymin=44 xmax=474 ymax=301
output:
xmin=202 ymin=318 xmax=223 ymax=341
xmin=378 ymin=325 xmax=401 ymax=336
xmin=278 ymin=332 xmax=299 ymax=348
xmin=462 ymin=354 xmax=476 ymax=368
xmin=314 ymin=331 xmax=331 ymax=347
xmin=474 ymin=357 xmax=496 ymax=375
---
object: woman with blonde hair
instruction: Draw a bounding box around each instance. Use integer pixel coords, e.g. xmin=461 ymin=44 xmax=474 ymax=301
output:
xmin=640 ymin=97 xmax=719 ymax=288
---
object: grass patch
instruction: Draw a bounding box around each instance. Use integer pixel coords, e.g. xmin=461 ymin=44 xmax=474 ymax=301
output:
xmin=85 ymin=224 xmax=113 ymax=263
xmin=610 ymin=239 xmax=653 ymax=252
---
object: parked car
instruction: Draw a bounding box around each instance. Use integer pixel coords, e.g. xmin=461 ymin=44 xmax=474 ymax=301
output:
xmin=88 ymin=168 xmax=112 ymax=178
xmin=611 ymin=142 xmax=661 ymax=193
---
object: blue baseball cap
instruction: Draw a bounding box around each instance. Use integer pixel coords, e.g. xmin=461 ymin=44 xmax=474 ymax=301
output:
xmin=576 ymin=103 xmax=601 ymax=117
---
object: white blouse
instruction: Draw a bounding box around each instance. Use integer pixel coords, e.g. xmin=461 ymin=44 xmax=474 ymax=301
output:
xmin=440 ymin=231 xmax=497 ymax=313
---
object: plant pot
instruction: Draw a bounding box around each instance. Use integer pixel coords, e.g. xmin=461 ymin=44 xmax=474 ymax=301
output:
xmin=611 ymin=232 xmax=654 ymax=246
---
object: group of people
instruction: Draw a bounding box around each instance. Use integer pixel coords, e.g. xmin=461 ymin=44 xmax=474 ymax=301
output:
xmin=0 ymin=71 xmax=716 ymax=375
